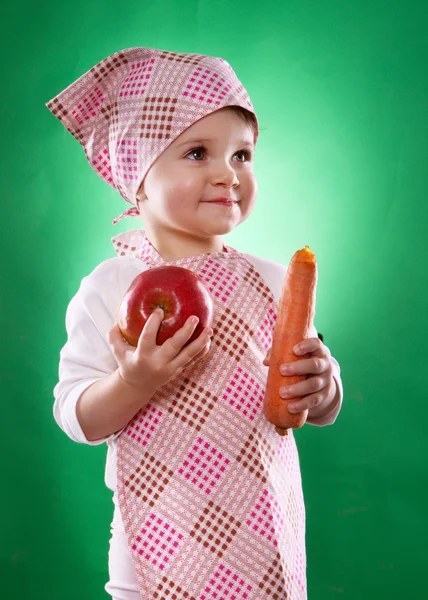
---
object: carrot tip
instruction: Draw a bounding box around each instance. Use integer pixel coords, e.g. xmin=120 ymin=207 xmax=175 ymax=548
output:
xmin=275 ymin=426 xmax=289 ymax=436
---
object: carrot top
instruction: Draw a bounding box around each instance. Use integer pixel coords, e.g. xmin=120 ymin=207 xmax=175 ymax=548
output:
xmin=295 ymin=245 xmax=316 ymax=263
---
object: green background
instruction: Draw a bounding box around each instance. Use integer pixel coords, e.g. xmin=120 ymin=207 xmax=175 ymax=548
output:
xmin=1 ymin=0 xmax=427 ymax=598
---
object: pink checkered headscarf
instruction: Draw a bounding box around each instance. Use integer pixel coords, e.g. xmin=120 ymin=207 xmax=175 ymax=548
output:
xmin=45 ymin=47 xmax=259 ymax=224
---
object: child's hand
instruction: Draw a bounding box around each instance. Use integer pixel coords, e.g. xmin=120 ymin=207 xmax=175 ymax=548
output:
xmin=262 ymin=337 xmax=337 ymax=419
xmin=107 ymin=309 xmax=213 ymax=395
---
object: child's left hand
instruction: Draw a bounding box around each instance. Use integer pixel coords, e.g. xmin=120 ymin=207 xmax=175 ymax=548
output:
xmin=262 ymin=337 xmax=338 ymax=420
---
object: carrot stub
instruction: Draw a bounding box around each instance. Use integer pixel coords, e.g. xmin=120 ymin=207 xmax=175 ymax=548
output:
xmin=263 ymin=246 xmax=318 ymax=436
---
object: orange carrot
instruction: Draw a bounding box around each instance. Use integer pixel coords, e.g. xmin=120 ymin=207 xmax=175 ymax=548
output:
xmin=263 ymin=246 xmax=318 ymax=436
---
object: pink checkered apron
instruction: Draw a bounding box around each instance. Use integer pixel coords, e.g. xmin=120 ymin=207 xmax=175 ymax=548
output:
xmin=115 ymin=231 xmax=307 ymax=600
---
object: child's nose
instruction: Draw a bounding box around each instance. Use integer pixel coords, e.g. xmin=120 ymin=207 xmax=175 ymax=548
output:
xmin=211 ymin=165 xmax=239 ymax=187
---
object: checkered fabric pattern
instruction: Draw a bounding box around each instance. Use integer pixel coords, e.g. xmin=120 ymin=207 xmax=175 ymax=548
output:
xmin=45 ymin=47 xmax=258 ymax=212
xmin=115 ymin=231 xmax=307 ymax=600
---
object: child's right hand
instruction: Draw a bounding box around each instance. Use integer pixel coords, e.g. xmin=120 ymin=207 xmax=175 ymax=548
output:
xmin=107 ymin=308 xmax=213 ymax=395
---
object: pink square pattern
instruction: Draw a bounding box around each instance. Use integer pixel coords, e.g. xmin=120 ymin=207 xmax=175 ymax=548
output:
xmin=183 ymin=66 xmax=233 ymax=105
xmin=132 ymin=513 xmax=186 ymax=571
xmin=255 ymin=308 xmax=276 ymax=353
xmin=125 ymin=404 xmax=163 ymax=447
xmin=91 ymin=148 xmax=114 ymax=185
xmin=201 ymin=564 xmax=253 ymax=599
xmin=114 ymin=139 xmax=140 ymax=183
xmin=222 ymin=366 xmax=263 ymax=421
xmin=199 ymin=260 xmax=240 ymax=303
xmin=178 ymin=437 xmax=230 ymax=495
xmin=270 ymin=494 xmax=286 ymax=540
xmin=119 ymin=58 xmax=155 ymax=97
xmin=71 ymin=86 xmax=103 ymax=125
xmin=295 ymin=547 xmax=306 ymax=592
xmin=277 ymin=433 xmax=301 ymax=482
xmin=245 ymin=488 xmax=277 ymax=546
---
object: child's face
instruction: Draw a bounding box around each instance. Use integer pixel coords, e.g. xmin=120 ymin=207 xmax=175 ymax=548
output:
xmin=136 ymin=107 xmax=257 ymax=256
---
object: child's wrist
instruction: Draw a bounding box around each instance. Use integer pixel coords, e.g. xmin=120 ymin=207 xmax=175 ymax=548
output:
xmin=116 ymin=369 xmax=156 ymax=404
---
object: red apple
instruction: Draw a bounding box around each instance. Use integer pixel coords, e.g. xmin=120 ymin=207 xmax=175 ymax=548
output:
xmin=117 ymin=266 xmax=214 ymax=346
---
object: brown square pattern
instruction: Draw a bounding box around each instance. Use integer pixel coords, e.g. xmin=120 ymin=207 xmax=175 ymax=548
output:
xmin=242 ymin=267 xmax=271 ymax=299
xmin=159 ymin=51 xmax=204 ymax=67
xmin=212 ymin=306 xmax=252 ymax=361
xmin=257 ymin=553 xmax=290 ymax=599
xmin=153 ymin=576 xmax=197 ymax=600
xmin=166 ymin=377 xmax=217 ymax=431
xmin=124 ymin=451 xmax=173 ymax=508
xmin=90 ymin=51 xmax=129 ymax=82
xmin=189 ymin=500 xmax=241 ymax=558
xmin=235 ymin=428 xmax=269 ymax=483
xmin=139 ymin=96 xmax=177 ymax=140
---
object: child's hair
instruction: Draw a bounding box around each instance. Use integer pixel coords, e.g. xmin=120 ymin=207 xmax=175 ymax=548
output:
xmin=229 ymin=106 xmax=258 ymax=138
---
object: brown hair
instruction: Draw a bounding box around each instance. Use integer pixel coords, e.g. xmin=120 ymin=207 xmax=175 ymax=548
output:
xmin=228 ymin=106 xmax=258 ymax=141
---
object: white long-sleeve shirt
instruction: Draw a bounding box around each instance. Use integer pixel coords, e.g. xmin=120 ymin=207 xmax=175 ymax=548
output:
xmin=53 ymin=251 xmax=343 ymax=491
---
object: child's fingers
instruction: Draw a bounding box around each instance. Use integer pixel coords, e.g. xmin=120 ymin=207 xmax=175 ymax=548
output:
xmin=279 ymin=374 xmax=327 ymax=400
xmin=280 ymin=357 xmax=330 ymax=377
xmin=169 ymin=326 xmax=213 ymax=371
xmin=160 ymin=314 xmax=205 ymax=361
xmin=293 ymin=337 xmax=331 ymax=358
xmin=135 ymin=308 xmax=165 ymax=355
xmin=107 ymin=323 xmax=131 ymax=362
xmin=182 ymin=338 xmax=212 ymax=371
xmin=286 ymin=391 xmax=326 ymax=414
xmin=262 ymin=347 xmax=272 ymax=366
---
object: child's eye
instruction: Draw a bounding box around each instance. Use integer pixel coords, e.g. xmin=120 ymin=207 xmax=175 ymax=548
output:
xmin=234 ymin=150 xmax=252 ymax=162
xmin=185 ymin=146 xmax=252 ymax=162
xmin=185 ymin=146 xmax=207 ymax=161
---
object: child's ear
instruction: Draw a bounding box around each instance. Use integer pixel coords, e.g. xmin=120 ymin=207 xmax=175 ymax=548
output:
xmin=136 ymin=192 xmax=147 ymax=205
xmin=136 ymin=180 xmax=147 ymax=203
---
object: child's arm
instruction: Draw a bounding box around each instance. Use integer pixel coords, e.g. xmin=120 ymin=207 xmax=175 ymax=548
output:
xmin=53 ymin=264 xmax=141 ymax=445
xmin=76 ymin=313 xmax=212 ymax=441
xmin=75 ymin=368 xmax=154 ymax=442
xmin=54 ymin=261 xmax=212 ymax=444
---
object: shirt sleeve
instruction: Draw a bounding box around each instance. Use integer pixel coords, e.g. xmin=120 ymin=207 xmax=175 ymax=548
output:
xmin=53 ymin=262 xmax=125 ymax=445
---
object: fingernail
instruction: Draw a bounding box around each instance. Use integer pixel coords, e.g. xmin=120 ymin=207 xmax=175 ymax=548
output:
xmin=288 ymin=403 xmax=299 ymax=413
xmin=280 ymin=387 xmax=291 ymax=397
xmin=190 ymin=316 xmax=199 ymax=325
xmin=280 ymin=365 xmax=290 ymax=375
xmin=206 ymin=327 xmax=213 ymax=336
xmin=293 ymin=345 xmax=303 ymax=355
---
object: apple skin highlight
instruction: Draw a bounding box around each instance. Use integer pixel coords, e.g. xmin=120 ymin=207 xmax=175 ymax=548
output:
xmin=117 ymin=266 xmax=214 ymax=346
